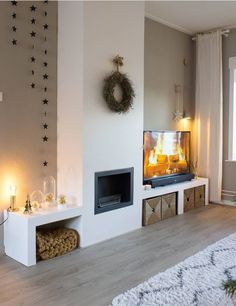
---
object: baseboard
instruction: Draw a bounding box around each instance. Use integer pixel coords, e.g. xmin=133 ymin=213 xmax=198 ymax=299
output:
xmin=213 ymin=199 xmax=236 ymax=207
xmin=221 ymin=189 xmax=236 ymax=202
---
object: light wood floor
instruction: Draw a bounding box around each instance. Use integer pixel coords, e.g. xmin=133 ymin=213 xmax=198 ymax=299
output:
xmin=0 ymin=204 xmax=236 ymax=306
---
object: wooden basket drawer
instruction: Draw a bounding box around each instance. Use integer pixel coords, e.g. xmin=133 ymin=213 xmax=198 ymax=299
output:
xmin=161 ymin=193 xmax=176 ymax=220
xmin=184 ymin=188 xmax=195 ymax=212
xmin=143 ymin=196 xmax=161 ymax=226
xmin=195 ymin=185 xmax=205 ymax=208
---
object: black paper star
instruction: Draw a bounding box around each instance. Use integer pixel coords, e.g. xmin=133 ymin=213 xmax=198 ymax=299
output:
xmin=44 ymin=49 xmax=47 ymax=55
xmin=44 ymin=0 xmax=48 ymax=4
xmin=30 ymin=5 xmax=36 ymax=12
xmin=43 ymin=73 xmax=48 ymax=80
xmin=31 ymin=18 xmax=36 ymax=24
xmin=43 ymin=99 xmax=48 ymax=105
xmin=44 ymin=87 xmax=47 ymax=92
xmin=11 ymin=1 xmax=17 ymax=6
xmin=43 ymin=24 xmax=48 ymax=30
xmin=12 ymin=26 xmax=17 ymax=32
xmin=12 ymin=12 xmax=16 ymax=19
xmin=12 ymin=39 xmax=17 ymax=45
xmin=30 ymin=31 xmax=36 ymax=38
xmin=31 ymin=83 xmax=35 ymax=89
xmin=31 ymin=56 xmax=36 ymax=63
xmin=42 ymin=135 xmax=48 ymax=142
xmin=43 ymin=161 xmax=48 ymax=167
xmin=43 ymin=123 xmax=48 ymax=129
xmin=31 ymin=70 xmax=35 ymax=75
xmin=44 ymin=11 xmax=48 ymax=17
xmin=43 ymin=62 xmax=48 ymax=67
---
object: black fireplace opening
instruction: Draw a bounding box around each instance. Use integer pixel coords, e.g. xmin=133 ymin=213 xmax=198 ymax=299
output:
xmin=95 ymin=167 xmax=134 ymax=214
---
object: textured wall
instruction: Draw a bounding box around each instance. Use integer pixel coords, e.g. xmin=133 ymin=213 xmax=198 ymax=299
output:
xmin=0 ymin=1 xmax=57 ymax=253
xmin=222 ymin=28 xmax=236 ymax=192
xmin=144 ymin=18 xmax=195 ymax=131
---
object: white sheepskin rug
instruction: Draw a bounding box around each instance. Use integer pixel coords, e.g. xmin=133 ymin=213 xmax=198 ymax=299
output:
xmin=112 ymin=233 xmax=236 ymax=306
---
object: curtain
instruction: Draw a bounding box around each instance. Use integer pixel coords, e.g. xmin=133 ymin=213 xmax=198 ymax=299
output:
xmin=195 ymin=30 xmax=223 ymax=202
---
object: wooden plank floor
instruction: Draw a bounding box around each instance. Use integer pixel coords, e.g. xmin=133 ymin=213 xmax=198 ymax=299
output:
xmin=0 ymin=204 xmax=236 ymax=306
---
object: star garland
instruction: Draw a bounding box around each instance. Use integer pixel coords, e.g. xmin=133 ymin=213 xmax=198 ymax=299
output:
xmin=9 ymin=1 xmax=52 ymax=169
xmin=42 ymin=0 xmax=49 ymax=168
xmin=11 ymin=1 xmax=18 ymax=46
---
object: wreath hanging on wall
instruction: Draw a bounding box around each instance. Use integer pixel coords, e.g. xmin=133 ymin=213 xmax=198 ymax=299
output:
xmin=103 ymin=55 xmax=135 ymax=114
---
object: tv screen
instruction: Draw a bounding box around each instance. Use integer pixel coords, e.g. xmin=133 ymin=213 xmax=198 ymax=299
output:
xmin=143 ymin=131 xmax=190 ymax=181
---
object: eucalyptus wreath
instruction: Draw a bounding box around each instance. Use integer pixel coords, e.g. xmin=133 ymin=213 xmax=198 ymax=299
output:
xmin=103 ymin=71 xmax=135 ymax=114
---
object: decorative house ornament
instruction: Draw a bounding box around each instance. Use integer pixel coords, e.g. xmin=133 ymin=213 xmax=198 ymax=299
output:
xmin=103 ymin=55 xmax=135 ymax=114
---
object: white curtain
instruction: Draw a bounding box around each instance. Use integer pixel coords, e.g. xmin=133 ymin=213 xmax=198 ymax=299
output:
xmin=195 ymin=30 xmax=223 ymax=202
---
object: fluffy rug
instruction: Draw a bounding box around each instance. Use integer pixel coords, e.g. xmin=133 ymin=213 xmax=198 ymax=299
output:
xmin=112 ymin=233 xmax=236 ymax=306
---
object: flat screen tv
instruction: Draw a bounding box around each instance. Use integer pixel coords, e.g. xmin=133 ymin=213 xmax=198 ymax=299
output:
xmin=143 ymin=131 xmax=191 ymax=185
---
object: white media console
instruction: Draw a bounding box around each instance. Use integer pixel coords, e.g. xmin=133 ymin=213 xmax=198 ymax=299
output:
xmin=142 ymin=177 xmax=209 ymax=215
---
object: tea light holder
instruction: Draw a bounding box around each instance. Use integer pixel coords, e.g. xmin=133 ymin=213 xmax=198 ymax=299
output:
xmin=8 ymin=185 xmax=19 ymax=212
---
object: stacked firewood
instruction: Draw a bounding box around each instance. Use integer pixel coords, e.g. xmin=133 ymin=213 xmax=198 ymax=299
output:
xmin=36 ymin=228 xmax=79 ymax=261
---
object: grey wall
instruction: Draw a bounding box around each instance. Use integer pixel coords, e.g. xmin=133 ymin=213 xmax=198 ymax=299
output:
xmin=0 ymin=1 xmax=57 ymax=253
xmin=144 ymin=18 xmax=194 ymax=131
xmin=222 ymin=28 xmax=236 ymax=192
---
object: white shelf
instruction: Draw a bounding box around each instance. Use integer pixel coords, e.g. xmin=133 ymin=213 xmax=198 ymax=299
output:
xmin=142 ymin=177 xmax=209 ymax=215
xmin=4 ymin=205 xmax=82 ymax=266
xmin=12 ymin=205 xmax=83 ymax=226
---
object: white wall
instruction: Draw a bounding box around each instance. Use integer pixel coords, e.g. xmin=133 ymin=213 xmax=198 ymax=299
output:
xmin=57 ymin=1 xmax=84 ymax=207
xmin=82 ymin=1 xmax=144 ymax=246
xmin=58 ymin=1 xmax=144 ymax=247
xmin=144 ymin=18 xmax=194 ymax=131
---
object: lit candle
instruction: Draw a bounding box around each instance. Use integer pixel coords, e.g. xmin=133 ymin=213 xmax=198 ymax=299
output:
xmin=9 ymin=185 xmax=18 ymax=212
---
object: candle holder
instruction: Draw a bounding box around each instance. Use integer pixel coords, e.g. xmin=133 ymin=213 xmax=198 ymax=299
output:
xmin=8 ymin=185 xmax=19 ymax=212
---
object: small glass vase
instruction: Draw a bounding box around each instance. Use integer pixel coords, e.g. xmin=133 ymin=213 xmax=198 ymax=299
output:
xmin=30 ymin=190 xmax=44 ymax=210
xmin=43 ymin=176 xmax=56 ymax=206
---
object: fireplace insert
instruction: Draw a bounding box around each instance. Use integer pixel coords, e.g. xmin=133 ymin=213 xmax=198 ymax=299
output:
xmin=95 ymin=168 xmax=134 ymax=214
xmin=143 ymin=131 xmax=194 ymax=187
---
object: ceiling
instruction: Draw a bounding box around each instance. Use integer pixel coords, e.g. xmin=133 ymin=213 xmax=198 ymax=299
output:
xmin=145 ymin=1 xmax=236 ymax=35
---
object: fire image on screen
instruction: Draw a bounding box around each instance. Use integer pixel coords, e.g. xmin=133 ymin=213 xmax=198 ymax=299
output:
xmin=143 ymin=131 xmax=190 ymax=180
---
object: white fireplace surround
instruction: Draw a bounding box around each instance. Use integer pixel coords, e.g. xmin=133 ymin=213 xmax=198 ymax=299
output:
xmin=57 ymin=2 xmax=145 ymax=247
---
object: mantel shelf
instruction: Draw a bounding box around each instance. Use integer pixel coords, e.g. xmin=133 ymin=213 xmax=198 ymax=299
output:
xmin=9 ymin=205 xmax=83 ymax=226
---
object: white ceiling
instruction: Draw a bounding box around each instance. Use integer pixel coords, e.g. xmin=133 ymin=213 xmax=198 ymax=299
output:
xmin=145 ymin=1 xmax=236 ymax=35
